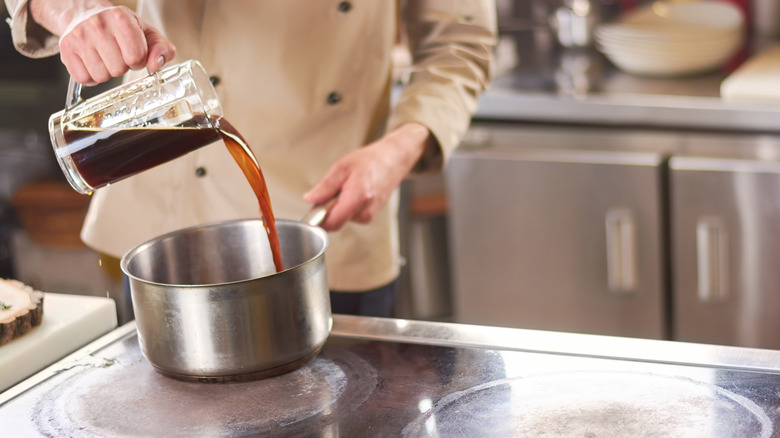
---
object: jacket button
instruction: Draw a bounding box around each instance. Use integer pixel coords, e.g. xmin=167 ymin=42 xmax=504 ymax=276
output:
xmin=209 ymin=76 xmax=221 ymax=86
xmin=195 ymin=167 xmax=207 ymax=177
xmin=327 ymin=91 xmax=342 ymax=105
xmin=337 ymin=1 xmax=351 ymax=12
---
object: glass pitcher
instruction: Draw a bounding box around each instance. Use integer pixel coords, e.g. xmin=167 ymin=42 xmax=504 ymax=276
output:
xmin=49 ymin=59 xmax=223 ymax=195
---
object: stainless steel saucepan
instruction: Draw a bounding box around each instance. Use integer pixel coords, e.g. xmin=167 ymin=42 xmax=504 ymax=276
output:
xmin=120 ymin=207 xmax=332 ymax=382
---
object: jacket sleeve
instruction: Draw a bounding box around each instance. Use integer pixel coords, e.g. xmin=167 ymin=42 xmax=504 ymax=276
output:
xmin=4 ymin=0 xmax=60 ymax=57
xmin=387 ymin=0 xmax=497 ymax=172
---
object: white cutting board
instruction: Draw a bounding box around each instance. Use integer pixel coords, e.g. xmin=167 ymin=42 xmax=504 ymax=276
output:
xmin=0 ymin=292 xmax=117 ymax=393
xmin=721 ymin=44 xmax=780 ymax=102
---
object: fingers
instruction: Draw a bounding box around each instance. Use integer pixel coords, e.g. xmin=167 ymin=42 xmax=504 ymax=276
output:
xmin=307 ymin=164 xmax=381 ymax=232
xmin=143 ymin=23 xmax=176 ymax=73
xmin=306 ymin=165 xmax=353 ymax=231
xmin=113 ymin=11 xmax=150 ymax=70
xmin=304 ymin=166 xmax=347 ymax=205
xmin=58 ymin=6 xmax=175 ymax=85
xmin=59 ymin=50 xmax=95 ymax=86
xmin=320 ymin=189 xmax=366 ymax=231
xmin=81 ymin=46 xmax=112 ymax=84
xmin=96 ymin=37 xmax=131 ymax=78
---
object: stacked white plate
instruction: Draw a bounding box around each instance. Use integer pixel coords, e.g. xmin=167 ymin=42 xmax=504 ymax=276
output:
xmin=595 ymin=1 xmax=745 ymax=77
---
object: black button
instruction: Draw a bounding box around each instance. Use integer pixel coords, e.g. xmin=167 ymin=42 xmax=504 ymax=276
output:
xmin=209 ymin=76 xmax=221 ymax=86
xmin=195 ymin=167 xmax=207 ymax=177
xmin=327 ymin=91 xmax=342 ymax=105
xmin=337 ymin=1 xmax=351 ymax=12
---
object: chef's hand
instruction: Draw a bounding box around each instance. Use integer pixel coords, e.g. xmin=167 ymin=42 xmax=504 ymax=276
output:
xmin=29 ymin=0 xmax=176 ymax=85
xmin=304 ymin=122 xmax=436 ymax=232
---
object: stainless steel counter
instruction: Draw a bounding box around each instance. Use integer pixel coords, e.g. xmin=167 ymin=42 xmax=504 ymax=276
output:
xmin=477 ymin=35 xmax=780 ymax=133
xmin=3 ymin=315 xmax=780 ymax=436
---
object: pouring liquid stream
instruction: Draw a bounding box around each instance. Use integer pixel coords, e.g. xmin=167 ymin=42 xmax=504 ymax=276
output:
xmin=62 ymin=116 xmax=284 ymax=273
xmin=214 ymin=116 xmax=284 ymax=273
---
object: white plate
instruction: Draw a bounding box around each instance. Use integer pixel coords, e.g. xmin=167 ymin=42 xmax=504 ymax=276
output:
xmin=596 ymin=24 xmax=740 ymax=44
xmin=619 ymin=1 xmax=744 ymax=31
xmin=600 ymin=48 xmax=734 ymax=76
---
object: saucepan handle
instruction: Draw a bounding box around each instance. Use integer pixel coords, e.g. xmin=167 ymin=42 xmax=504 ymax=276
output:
xmin=300 ymin=196 xmax=339 ymax=227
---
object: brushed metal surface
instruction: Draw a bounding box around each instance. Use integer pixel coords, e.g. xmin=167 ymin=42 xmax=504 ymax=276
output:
xmin=447 ymin=124 xmax=671 ymax=339
xmin=476 ymin=32 xmax=780 ymax=133
xmin=331 ymin=315 xmax=780 ymax=372
xmin=121 ymin=219 xmax=332 ymax=379
xmin=4 ymin=317 xmax=780 ymax=436
xmin=671 ymin=156 xmax=780 ymax=349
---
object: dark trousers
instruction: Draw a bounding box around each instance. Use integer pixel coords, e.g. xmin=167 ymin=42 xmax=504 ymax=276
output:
xmin=329 ymin=280 xmax=397 ymax=318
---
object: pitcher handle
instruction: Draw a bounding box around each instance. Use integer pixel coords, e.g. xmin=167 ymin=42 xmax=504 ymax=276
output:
xmin=65 ymin=66 xmax=159 ymax=110
xmin=66 ymin=76 xmax=83 ymax=110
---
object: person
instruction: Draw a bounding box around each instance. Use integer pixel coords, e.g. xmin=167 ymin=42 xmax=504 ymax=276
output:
xmin=5 ymin=0 xmax=496 ymax=317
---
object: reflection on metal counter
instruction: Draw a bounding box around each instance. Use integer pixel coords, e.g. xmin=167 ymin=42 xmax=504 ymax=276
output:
xmin=2 ymin=316 xmax=780 ymax=436
xmin=550 ymin=0 xmax=600 ymax=48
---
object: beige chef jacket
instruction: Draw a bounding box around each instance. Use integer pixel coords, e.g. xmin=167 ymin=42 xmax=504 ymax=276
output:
xmin=6 ymin=0 xmax=496 ymax=291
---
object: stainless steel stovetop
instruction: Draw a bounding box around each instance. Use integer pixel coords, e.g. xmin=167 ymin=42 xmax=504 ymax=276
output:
xmin=2 ymin=315 xmax=780 ymax=437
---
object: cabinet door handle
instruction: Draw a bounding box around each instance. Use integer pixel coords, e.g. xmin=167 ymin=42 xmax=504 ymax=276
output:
xmin=696 ymin=218 xmax=728 ymax=302
xmin=605 ymin=209 xmax=637 ymax=294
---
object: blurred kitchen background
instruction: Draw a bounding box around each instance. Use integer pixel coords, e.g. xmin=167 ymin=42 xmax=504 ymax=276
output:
xmin=0 ymin=1 xmax=129 ymax=321
xmin=5 ymin=0 xmax=780 ymax=349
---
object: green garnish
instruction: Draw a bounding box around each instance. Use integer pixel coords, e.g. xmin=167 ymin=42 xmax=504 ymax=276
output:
xmin=0 ymin=301 xmax=11 ymax=310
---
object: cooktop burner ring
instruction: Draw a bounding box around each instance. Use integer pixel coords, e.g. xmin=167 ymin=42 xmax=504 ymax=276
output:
xmin=30 ymin=343 xmax=378 ymax=437
xmin=402 ymin=370 xmax=773 ymax=438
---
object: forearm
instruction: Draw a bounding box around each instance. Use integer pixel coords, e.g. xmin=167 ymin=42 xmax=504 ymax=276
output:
xmin=28 ymin=0 xmax=113 ymax=36
xmin=390 ymin=0 xmax=496 ymax=171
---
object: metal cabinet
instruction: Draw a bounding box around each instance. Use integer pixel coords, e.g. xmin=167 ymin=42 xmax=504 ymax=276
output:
xmin=447 ymin=123 xmax=780 ymax=347
xmin=447 ymin=123 xmax=675 ymax=339
xmin=670 ymin=155 xmax=780 ymax=349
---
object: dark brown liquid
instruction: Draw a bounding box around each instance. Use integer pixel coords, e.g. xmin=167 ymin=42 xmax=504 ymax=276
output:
xmin=214 ymin=117 xmax=284 ymax=273
xmin=64 ymin=115 xmax=284 ymax=273
xmin=65 ymin=117 xmax=221 ymax=190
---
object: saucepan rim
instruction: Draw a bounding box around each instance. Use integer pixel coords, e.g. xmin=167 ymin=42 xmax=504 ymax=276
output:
xmin=119 ymin=217 xmax=329 ymax=288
